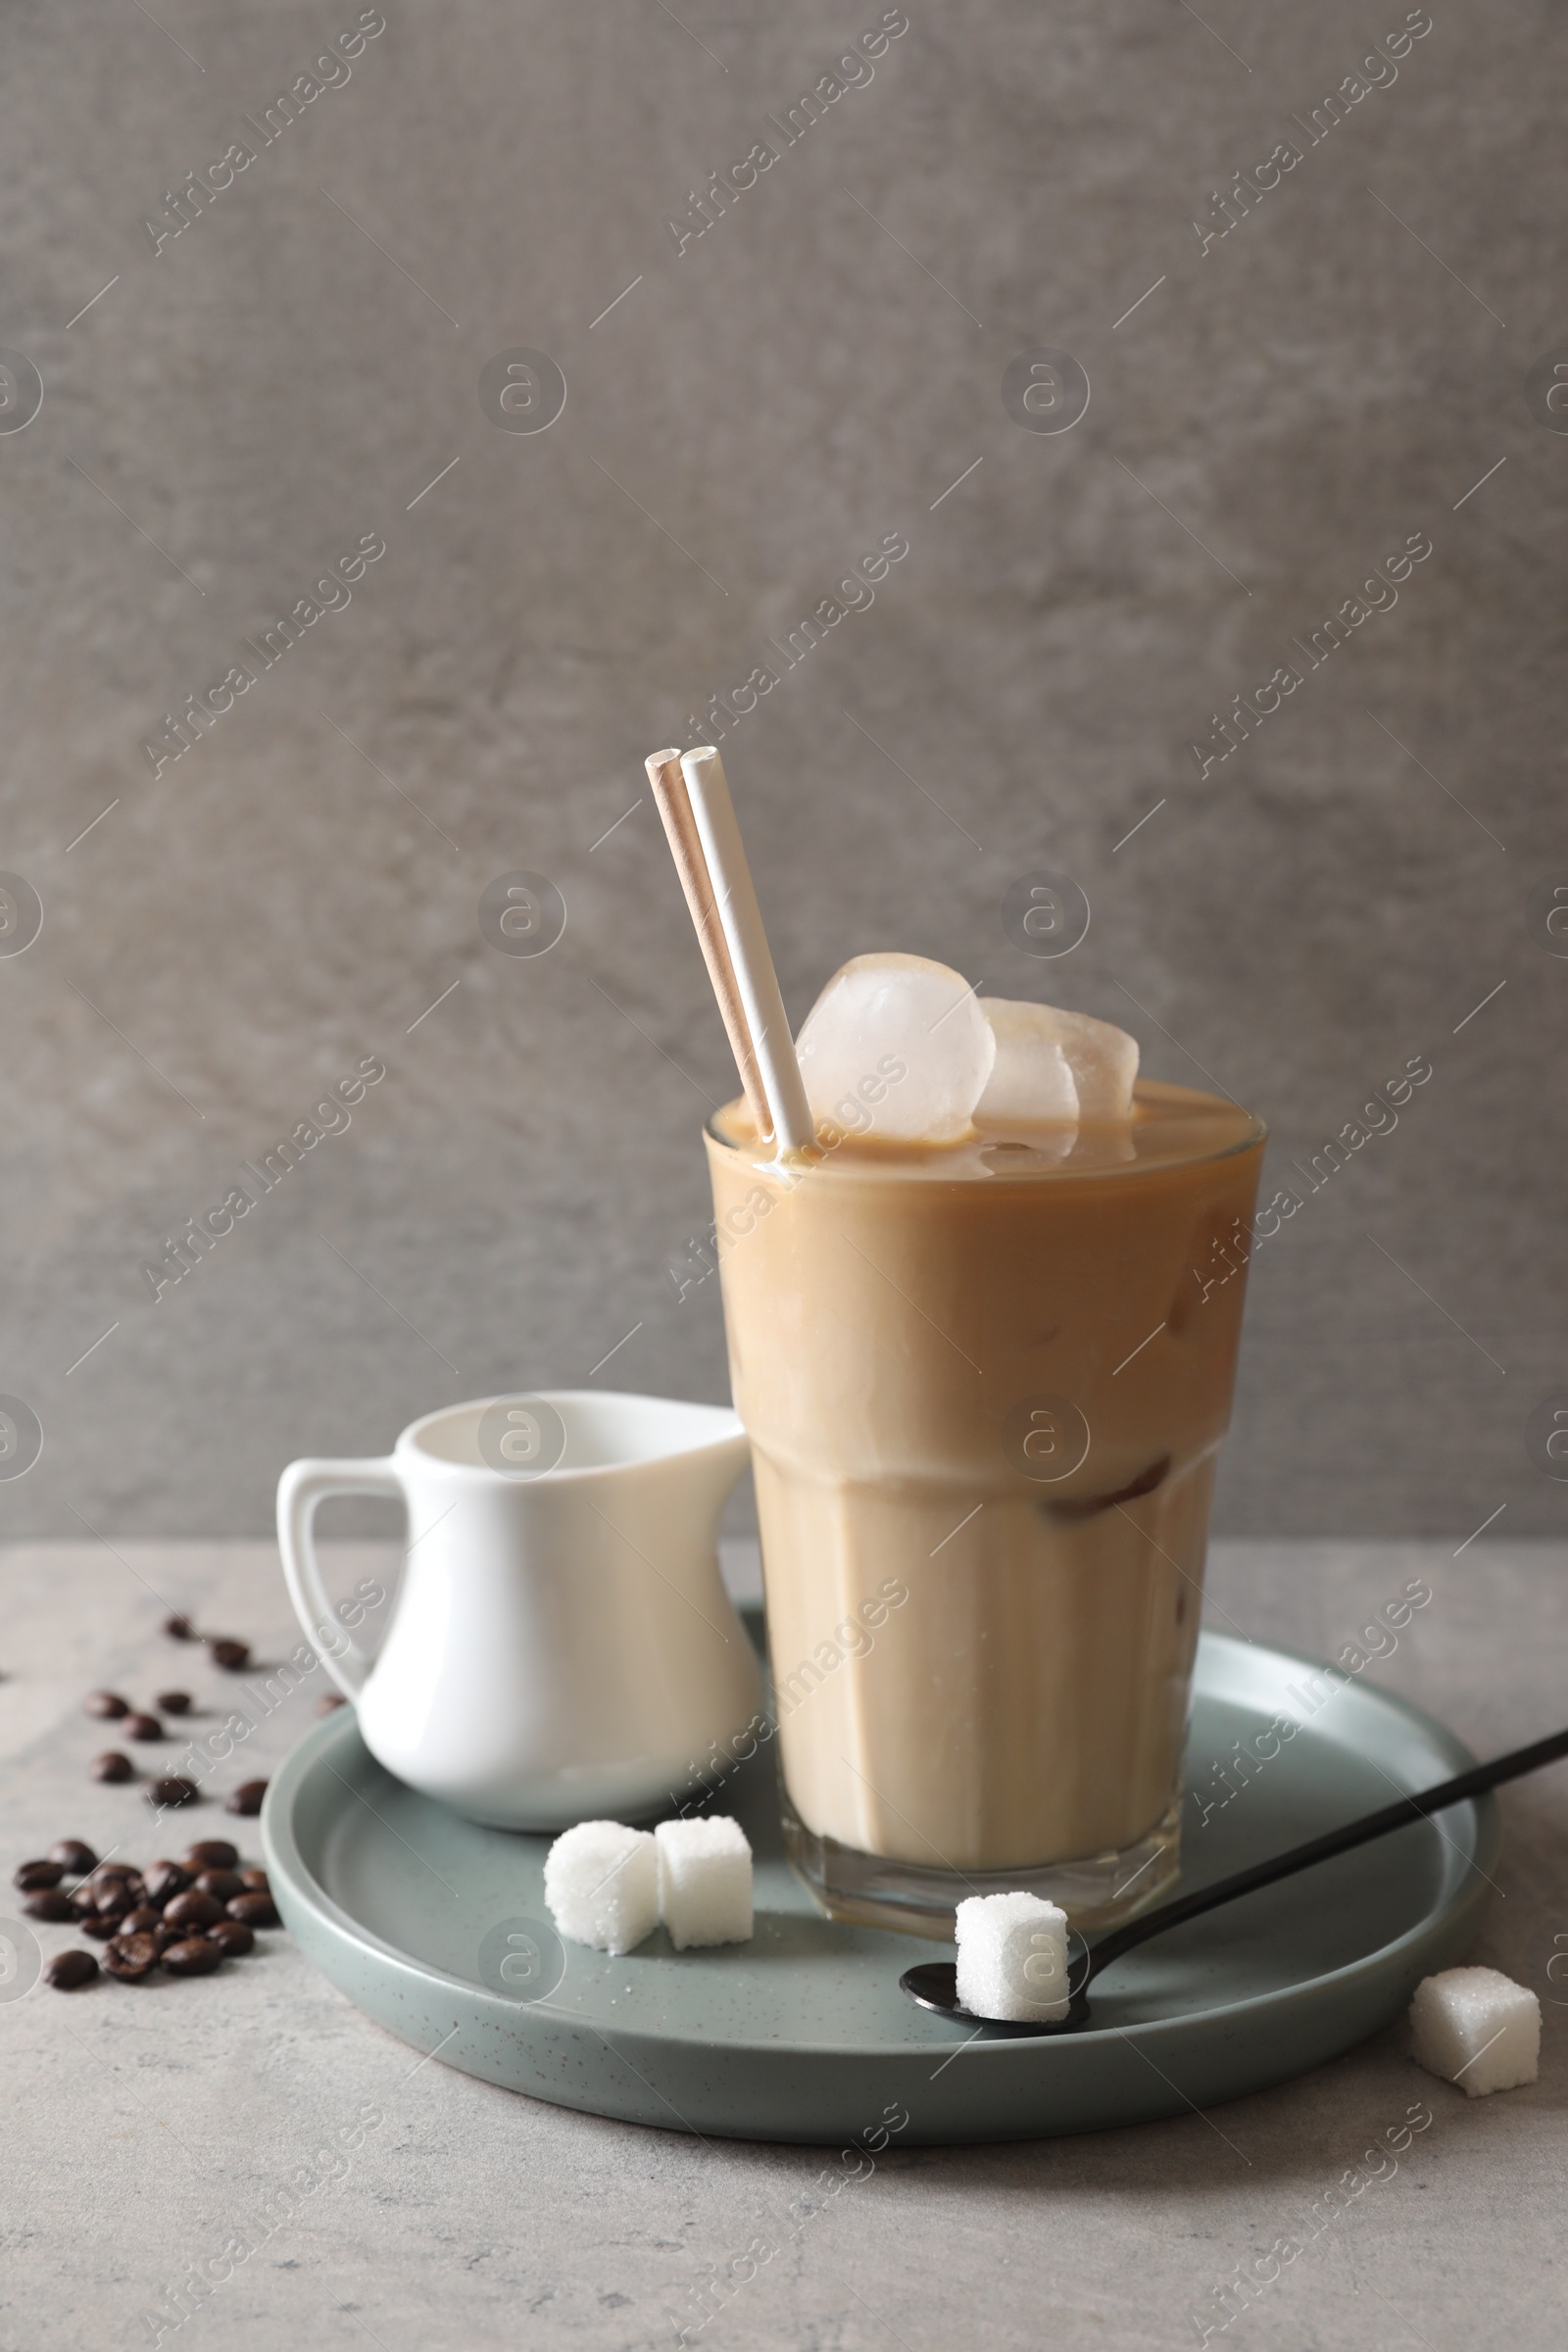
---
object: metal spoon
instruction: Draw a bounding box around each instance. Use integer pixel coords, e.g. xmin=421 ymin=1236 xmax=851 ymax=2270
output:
xmin=902 ymin=1718 xmax=1568 ymax=2036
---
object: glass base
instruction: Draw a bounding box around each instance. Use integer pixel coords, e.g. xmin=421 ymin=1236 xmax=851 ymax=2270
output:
xmin=781 ymin=1788 xmax=1184 ymax=1940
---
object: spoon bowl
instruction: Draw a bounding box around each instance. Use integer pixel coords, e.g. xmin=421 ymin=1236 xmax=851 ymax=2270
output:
xmin=901 ymin=1960 xmax=1093 ymax=2035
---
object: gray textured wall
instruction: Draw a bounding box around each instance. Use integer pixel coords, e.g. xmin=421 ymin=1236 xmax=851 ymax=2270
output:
xmin=1 ymin=0 xmax=1563 ymax=1539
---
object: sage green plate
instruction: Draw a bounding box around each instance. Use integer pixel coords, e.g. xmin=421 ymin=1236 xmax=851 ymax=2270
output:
xmin=262 ymin=1628 xmax=1495 ymax=2144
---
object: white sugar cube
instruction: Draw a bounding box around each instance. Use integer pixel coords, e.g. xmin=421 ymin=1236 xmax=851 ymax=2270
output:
xmin=655 ymin=1815 xmax=753 ymax=1950
xmin=543 ymin=1821 xmax=659 ymax=1955
xmin=1409 ymin=1966 xmax=1540 ymax=2096
xmin=955 ymin=1891 xmax=1070 ymax=2022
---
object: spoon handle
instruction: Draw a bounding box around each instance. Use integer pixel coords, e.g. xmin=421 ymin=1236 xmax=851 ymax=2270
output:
xmin=1082 ymin=1719 xmax=1568 ymax=1990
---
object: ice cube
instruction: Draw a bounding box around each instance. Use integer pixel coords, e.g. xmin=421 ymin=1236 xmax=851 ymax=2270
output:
xmin=1409 ymin=1966 xmax=1541 ymax=2096
xmin=974 ymin=1000 xmax=1080 ymax=1128
xmin=978 ymin=1000 xmax=1138 ymax=1123
xmin=795 ymin=953 xmax=996 ymax=1144
xmin=955 ymin=1890 xmax=1071 ymax=2022
xmin=655 ymin=1815 xmax=753 ymax=1949
xmin=543 ymin=1821 xmax=659 ymax=1954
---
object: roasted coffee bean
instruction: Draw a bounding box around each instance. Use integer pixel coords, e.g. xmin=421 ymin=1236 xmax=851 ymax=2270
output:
xmin=94 ymin=1882 xmax=133 ymax=1918
xmin=162 ymin=1936 xmax=221 ymax=1977
xmin=125 ymin=1713 xmax=164 ymax=1742
xmin=194 ymin=1870 xmax=243 ymax=1903
xmin=14 ymin=1860 xmax=64 ymax=1892
xmin=80 ymin=1914 xmax=122 ymax=1940
xmin=104 ymin=1932 xmax=162 ymax=1982
xmin=163 ymin=1889 xmax=222 ymax=1932
xmin=156 ymin=1691 xmax=192 ymax=1716
xmin=105 ymin=1932 xmax=162 ymax=1978
xmin=146 ymin=1777 xmax=197 ymax=1809
xmin=84 ymin=1690 xmax=128 ymax=1720
xmin=48 ymin=1838 xmax=97 ymax=1876
xmin=91 ymin=1864 xmax=142 ymax=1894
xmin=143 ymin=1860 xmax=190 ymax=1904
xmin=207 ymin=1919 xmax=254 ymax=1957
xmin=121 ymin=1905 xmax=164 ymax=1936
xmin=318 ymin=1691 xmax=347 ymax=1714
xmin=70 ymin=1884 xmax=99 ymax=1918
xmin=164 ymin=1613 xmax=196 ymax=1641
xmin=227 ymin=1890 xmax=279 ymax=1929
xmin=226 ymin=1781 xmax=268 ymax=1818
xmin=24 ymin=1889 xmax=75 ymax=1922
xmin=46 ymin=1949 xmax=98 ymax=1989
xmin=206 ymin=1637 xmax=250 ymax=1671
xmin=181 ymin=1839 xmax=237 ymax=1872
xmin=238 ymin=1869 xmax=270 ymax=1893
xmin=92 ymin=1751 xmax=133 ymax=1784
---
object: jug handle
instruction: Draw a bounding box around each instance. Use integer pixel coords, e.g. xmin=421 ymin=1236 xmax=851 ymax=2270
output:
xmin=276 ymin=1456 xmax=403 ymax=1699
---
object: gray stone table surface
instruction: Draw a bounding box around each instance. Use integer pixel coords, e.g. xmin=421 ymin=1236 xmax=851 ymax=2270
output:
xmin=1 ymin=1536 xmax=1564 ymax=2352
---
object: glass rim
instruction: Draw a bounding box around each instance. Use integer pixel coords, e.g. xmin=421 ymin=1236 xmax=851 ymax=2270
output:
xmin=705 ymin=1081 xmax=1267 ymax=1183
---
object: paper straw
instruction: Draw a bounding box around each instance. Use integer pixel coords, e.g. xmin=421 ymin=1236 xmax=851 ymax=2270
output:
xmin=644 ymin=749 xmax=771 ymax=1136
xmin=679 ymin=747 xmax=814 ymax=1155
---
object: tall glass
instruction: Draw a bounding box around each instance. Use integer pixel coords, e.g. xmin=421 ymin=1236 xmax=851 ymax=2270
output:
xmin=705 ymin=1080 xmax=1266 ymax=1938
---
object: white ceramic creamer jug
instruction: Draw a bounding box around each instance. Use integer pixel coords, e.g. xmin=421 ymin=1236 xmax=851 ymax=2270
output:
xmin=276 ymin=1391 xmax=760 ymax=1830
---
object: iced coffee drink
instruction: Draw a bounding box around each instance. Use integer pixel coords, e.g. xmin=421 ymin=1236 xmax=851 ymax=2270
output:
xmin=705 ymin=956 xmax=1265 ymax=1936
